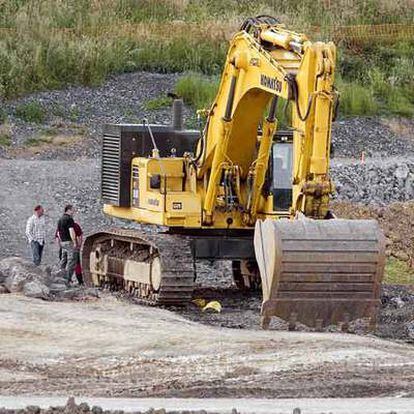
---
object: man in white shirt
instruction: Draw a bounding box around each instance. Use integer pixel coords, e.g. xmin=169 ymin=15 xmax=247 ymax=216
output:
xmin=26 ymin=205 xmax=46 ymax=266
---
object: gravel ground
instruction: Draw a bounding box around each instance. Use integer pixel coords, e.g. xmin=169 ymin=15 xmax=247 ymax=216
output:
xmin=1 ymin=294 xmax=413 ymax=399
xmin=0 ymin=158 xmax=108 ymax=262
xmin=2 ymin=396 xmax=414 ymax=414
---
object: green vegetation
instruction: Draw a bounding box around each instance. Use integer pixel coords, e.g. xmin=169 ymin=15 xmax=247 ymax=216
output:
xmin=337 ymin=79 xmax=379 ymax=117
xmin=14 ymin=101 xmax=45 ymax=123
xmin=175 ymin=73 xmax=219 ymax=110
xmin=0 ymin=108 xmax=8 ymax=123
xmin=0 ymin=0 xmax=413 ymax=118
xmin=0 ymin=124 xmax=11 ymax=147
xmin=384 ymin=257 xmax=414 ymax=285
xmin=25 ymin=136 xmax=52 ymax=146
xmin=144 ymin=96 xmax=172 ymax=110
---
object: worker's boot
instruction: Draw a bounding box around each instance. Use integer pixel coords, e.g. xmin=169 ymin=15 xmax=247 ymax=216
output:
xmin=76 ymin=273 xmax=84 ymax=286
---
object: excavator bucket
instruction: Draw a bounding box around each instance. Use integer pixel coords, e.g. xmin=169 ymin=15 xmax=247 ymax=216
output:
xmin=254 ymin=218 xmax=385 ymax=330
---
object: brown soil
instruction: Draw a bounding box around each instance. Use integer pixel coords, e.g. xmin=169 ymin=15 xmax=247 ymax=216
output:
xmin=332 ymin=201 xmax=414 ymax=264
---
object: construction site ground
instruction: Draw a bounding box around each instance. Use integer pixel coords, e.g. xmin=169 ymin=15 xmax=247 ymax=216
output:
xmin=0 ymin=72 xmax=413 ymax=404
xmin=1 ymin=293 xmax=414 ymax=399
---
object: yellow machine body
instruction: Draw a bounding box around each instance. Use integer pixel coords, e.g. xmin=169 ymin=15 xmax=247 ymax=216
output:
xmin=85 ymin=16 xmax=385 ymax=329
xmin=105 ymin=23 xmax=336 ymax=228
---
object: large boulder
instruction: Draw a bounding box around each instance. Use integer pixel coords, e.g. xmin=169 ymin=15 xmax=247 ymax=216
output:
xmin=0 ymin=257 xmax=50 ymax=297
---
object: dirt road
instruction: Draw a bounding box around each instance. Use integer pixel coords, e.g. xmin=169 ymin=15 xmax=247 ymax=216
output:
xmin=1 ymin=294 xmax=413 ymax=399
xmin=2 ymin=396 xmax=414 ymax=414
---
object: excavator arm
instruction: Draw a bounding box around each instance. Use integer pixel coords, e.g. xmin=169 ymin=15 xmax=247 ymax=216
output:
xmin=197 ymin=17 xmax=337 ymax=225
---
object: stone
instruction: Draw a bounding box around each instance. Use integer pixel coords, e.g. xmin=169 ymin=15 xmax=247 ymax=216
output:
xmin=23 ymin=280 xmax=50 ymax=299
xmin=49 ymin=283 xmax=67 ymax=293
xmin=394 ymin=251 xmax=409 ymax=261
xmin=395 ymin=163 xmax=409 ymax=180
xmin=0 ymin=268 xmax=6 ymax=284
xmin=405 ymin=173 xmax=414 ymax=199
xmin=65 ymin=396 xmax=77 ymax=413
xmin=0 ymin=256 xmax=48 ymax=293
xmin=78 ymin=402 xmax=90 ymax=412
xmin=0 ymin=285 xmax=9 ymax=294
xmin=5 ymin=269 xmax=29 ymax=293
xmin=406 ymin=321 xmax=414 ymax=339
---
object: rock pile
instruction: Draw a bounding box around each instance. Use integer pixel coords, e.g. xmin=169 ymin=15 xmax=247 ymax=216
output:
xmin=0 ymin=257 xmax=99 ymax=301
xmin=331 ymin=117 xmax=414 ymax=158
xmin=379 ymin=285 xmax=414 ymax=343
xmin=0 ymin=397 xmax=235 ymax=414
xmin=332 ymin=158 xmax=414 ymax=204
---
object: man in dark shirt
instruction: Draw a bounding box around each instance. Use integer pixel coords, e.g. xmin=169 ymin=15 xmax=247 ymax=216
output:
xmin=57 ymin=204 xmax=77 ymax=285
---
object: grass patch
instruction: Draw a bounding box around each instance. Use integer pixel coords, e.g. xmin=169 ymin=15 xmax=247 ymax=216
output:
xmin=0 ymin=1 xmax=413 ymax=119
xmin=25 ymin=136 xmax=52 ymax=146
xmin=144 ymin=96 xmax=171 ymax=110
xmin=0 ymin=124 xmax=11 ymax=147
xmin=384 ymin=257 xmax=414 ymax=285
xmin=175 ymin=73 xmax=219 ymax=110
xmin=68 ymin=106 xmax=80 ymax=122
xmin=15 ymin=101 xmax=45 ymax=123
xmin=0 ymin=108 xmax=8 ymax=123
xmin=337 ymin=80 xmax=379 ymax=117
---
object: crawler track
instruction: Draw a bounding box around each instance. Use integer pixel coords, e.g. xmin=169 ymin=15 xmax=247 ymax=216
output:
xmin=82 ymin=228 xmax=195 ymax=305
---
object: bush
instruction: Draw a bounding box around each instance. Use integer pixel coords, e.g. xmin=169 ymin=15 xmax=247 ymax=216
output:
xmin=14 ymin=101 xmax=46 ymax=123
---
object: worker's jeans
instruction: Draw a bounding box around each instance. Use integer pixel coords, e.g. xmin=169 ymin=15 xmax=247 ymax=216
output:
xmin=30 ymin=241 xmax=44 ymax=266
xmin=60 ymin=241 xmax=77 ymax=284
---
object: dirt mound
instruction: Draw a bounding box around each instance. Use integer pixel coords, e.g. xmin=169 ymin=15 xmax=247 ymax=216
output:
xmin=332 ymin=201 xmax=414 ymax=264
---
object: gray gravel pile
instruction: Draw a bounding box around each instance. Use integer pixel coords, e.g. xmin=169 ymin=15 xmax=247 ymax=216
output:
xmin=1 ymin=72 xmax=193 ymax=159
xmin=332 ymin=157 xmax=414 ymax=204
xmin=379 ymin=285 xmax=414 ymax=343
xmin=0 ymin=256 xmax=99 ymax=300
xmin=331 ymin=117 xmax=414 ymax=158
xmin=1 ymin=71 xmax=412 ymax=161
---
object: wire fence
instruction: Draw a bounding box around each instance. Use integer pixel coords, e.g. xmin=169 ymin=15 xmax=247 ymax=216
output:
xmin=0 ymin=23 xmax=413 ymax=44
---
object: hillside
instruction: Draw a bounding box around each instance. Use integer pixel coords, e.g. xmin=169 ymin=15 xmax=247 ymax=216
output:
xmin=0 ymin=0 xmax=413 ymax=118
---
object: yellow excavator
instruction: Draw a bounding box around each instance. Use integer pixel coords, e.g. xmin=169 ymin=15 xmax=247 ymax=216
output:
xmin=83 ymin=16 xmax=385 ymax=329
